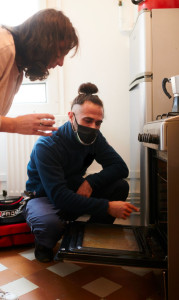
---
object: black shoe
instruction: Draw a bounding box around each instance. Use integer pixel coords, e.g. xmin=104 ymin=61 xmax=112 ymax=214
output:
xmin=35 ymin=243 xmax=54 ymax=263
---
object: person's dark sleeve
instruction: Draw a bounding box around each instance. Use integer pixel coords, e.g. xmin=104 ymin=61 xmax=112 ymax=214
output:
xmin=33 ymin=143 xmax=109 ymax=217
xmin=85 ymin=134 xmax=129 ymax=191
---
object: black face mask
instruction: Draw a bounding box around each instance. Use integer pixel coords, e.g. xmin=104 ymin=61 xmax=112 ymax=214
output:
xmin=73 ymin=115 xmax=99 ymax=145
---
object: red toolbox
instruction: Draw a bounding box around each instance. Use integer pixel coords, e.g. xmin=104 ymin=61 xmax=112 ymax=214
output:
xmin=0 ymin=223 xmax=34 ymax=247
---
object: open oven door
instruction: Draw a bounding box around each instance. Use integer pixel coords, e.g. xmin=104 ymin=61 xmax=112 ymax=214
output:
xmin=55 ymin=221 xmax=167 ymax=269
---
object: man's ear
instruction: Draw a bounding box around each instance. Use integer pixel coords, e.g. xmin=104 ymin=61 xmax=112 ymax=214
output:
xmin=68 ymin=111 xmax=73 ymax=123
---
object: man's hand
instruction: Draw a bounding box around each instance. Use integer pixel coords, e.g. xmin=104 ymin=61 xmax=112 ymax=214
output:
xmin=107 ymin=201 xmax=139 ymax=220
xmin=76 ymin=180 xmax=93 ymax=198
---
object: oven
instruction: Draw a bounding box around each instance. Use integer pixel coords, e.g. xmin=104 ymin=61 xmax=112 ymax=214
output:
xmin=138 ymin=115 xmax=179 ymax=300
xmin=55 ymin=116 xmax=179 ymax=300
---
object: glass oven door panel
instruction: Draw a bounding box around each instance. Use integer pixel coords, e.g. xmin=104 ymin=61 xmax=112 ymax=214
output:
xmin=55 ymin=222 xmax=167 ymax=269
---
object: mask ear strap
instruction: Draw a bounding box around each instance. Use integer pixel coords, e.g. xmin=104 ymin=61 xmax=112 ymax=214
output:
xmin=72 ymin=113 xmax=78 ymax=132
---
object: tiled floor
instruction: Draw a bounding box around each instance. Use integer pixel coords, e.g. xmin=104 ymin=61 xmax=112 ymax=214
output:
xmin=0 ymin=214 xmax=165 ymax=299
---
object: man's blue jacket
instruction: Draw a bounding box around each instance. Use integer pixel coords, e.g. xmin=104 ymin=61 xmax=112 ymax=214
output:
xmin=26 ymin=121 xmax=129 ymax=219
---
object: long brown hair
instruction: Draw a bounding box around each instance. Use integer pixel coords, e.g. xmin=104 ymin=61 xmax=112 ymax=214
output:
xmin=4 ymin=9 xmax=79 ymax=81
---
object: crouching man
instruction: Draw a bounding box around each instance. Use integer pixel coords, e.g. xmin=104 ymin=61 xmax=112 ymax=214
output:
xmin=24 ymin=82 xmax=139 ymax=262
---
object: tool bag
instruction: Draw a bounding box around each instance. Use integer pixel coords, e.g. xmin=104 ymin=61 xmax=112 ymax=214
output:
xmin=0 ymin=195 xmax=27 ymax=225
xmin=0 ymin=194 xmax=34 ymax=247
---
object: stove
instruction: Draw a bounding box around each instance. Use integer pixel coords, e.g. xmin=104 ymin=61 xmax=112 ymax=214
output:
xmin=138 ymin=115 xmax=179 ymax=300
xmin=138 ymin=115 xmax=179 ymax=150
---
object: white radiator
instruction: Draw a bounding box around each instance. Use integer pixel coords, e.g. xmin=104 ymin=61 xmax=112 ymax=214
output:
xmin=7 ymin=134 xmax=38 ymax=195
xmin=7 ymin=115 xmax=68 ymax=196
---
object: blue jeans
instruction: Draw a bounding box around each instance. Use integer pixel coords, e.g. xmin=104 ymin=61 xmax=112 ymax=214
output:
xmin=23 ymin=179 xmax=129 ymax=249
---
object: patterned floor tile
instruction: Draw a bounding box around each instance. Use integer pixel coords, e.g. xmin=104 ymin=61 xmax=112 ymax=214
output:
xmin=0 ymin=269 xmax=21 ymax=286
xmin=63 ymin=263 xmax=108 ymax=286
xmin=106 ymin=285 xmax=145 ymax=300
xmin=0 ymin=253 xmax=28 ymax=268
xmin=8 ymin=259 xmax=46 ymax=277
xmin=0 ymin=242 xmax=164 ymax=300
xmin=0 ymin=278 xmax=38 ymax=297
xmin=19 ymin=287 xmax=49 ymax=300
xmin=26 ymin=269 xmax=99 ymax=300
xmin=19 ymin=248 xmax=35 ymax=261
xmin=89 ymin=264 xmax=145 ymax=287
xmin=82 ymin=277 xmax=122 ymax=297
xmin=0 ymin=263 xmax=7 ymax=271
xmin=47 ymin=261 xmax=82 ymax=277
xmin=121 ymin=266 xmax=152 ymax=276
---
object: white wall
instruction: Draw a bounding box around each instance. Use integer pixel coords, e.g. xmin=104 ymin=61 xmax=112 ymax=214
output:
xmin=61 ymin=0 xmax=136 ymax=172
xmin=0 ymin=0 xmax=138 ymax=195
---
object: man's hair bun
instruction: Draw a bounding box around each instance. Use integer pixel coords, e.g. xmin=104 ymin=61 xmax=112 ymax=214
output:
xmin=71 ymin=82 xmax=103 ymax=110
xmin=78 ymin=82 xmax=98 ymax=95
